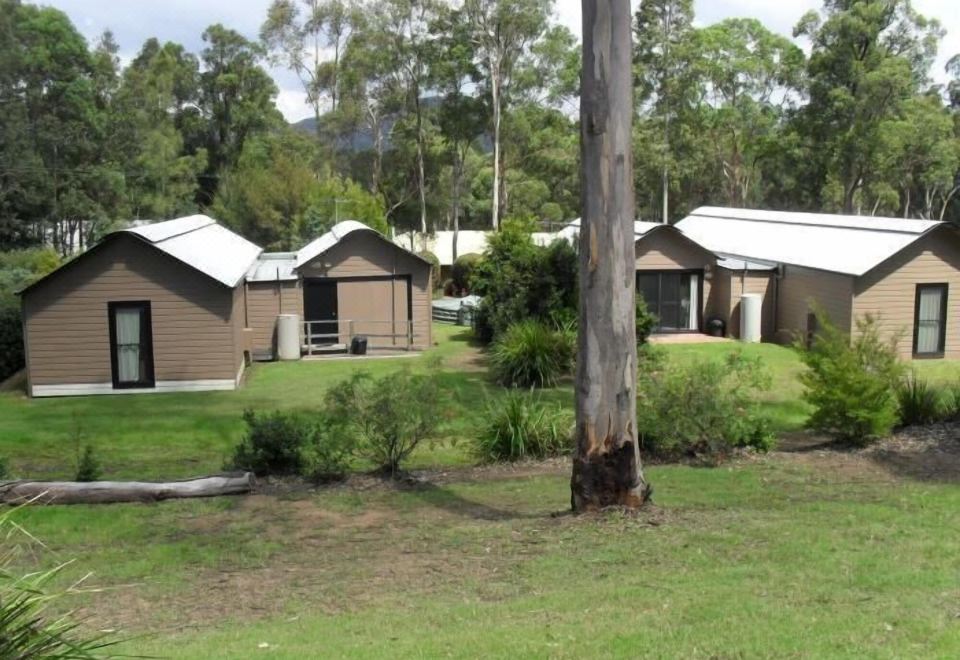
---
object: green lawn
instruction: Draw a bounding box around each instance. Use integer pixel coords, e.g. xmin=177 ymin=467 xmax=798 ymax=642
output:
xmin=11 ymin=457 xmax=959 ymax=658
xmin=3 ymin=326 xmax=960 ymax=657
xmin=4 ymin=328 xmax=960 ymax=479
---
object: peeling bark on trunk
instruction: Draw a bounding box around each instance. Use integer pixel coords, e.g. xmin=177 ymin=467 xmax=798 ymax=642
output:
xmin=572 ymin=0 xmax=651 ymax=512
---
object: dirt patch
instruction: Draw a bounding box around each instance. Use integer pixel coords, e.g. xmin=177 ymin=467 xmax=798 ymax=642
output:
xmin=864 ymin=423 xmax=960 ymax=482
xmin=773 ymin=423 xmax=960 ymax=484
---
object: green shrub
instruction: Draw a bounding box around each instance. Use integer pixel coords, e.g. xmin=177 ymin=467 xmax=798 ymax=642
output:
xmin=0 ymin=306 xmax=24 ymax=384
xmin=897 ymin=372 xmax=944 ymax=427
xmin=474 ymin=392 xmax=573 ymax=462
xmin=638 ymin=351 xmax=775 ymax=459
xmin=452 ymin=253 xmax=482 ymax=293
xmin=301 ymin=419 xmax=354 ymax=483
xmin=636 ymin=294 xmax=657 ymax=346
xmin=226 ymin=410 xmax=353 ymax=480
xmin=490 ymin=320 xmax=574 ymax=388
xmin=943 ymin=381 xmax=960 ymax=421
xmin=470 ymin=220 xmax=577 ymax=342
xmin=0 ymin=249 xmax=60 ymax=382
xmin=324 ymin=368 xmax=442 ymax=476
xmin=419 ymin=250 xmax=441 ymax=289
xmin=228 ymin=409 xmax=311 ymax=476
xmin=74 ymin=445 xmax=102 ymax=482
xmin=0 ymin=457 xmax=8 ymax=480
xmin=798 ymin=314 xmax=905 ymax=445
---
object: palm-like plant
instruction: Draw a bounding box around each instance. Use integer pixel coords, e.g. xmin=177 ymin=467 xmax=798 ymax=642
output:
xmin=0 ymin=507 xmax=117 ymax=658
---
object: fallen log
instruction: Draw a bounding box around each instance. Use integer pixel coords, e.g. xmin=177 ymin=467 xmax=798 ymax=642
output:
xmin=0 ymin=472 xmax=255 ymax=505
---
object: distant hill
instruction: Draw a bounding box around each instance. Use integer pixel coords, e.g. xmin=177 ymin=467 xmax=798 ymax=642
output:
xmin=290 ymin=97 xmax=492 ymax=153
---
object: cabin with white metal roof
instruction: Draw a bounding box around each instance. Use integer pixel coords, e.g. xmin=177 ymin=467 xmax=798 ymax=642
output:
xmin=19 ymin=216 xmax=432 ymax=397
xmin=637 ymin=206 xmax=960 ymax=358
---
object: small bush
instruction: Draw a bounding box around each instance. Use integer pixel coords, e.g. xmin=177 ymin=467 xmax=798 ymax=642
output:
xmin=638 ymin=351 xmax=774 ymax=459
xmin=943 ymin=381 xmax=960 ymax=421
xmin=490 ymin=320 xmax=574 ymax=388
xmin=0 ymin=457 xmax=8 ymax=480
xmin=75 ymin=445 xmax=102 ymax=482
xmin=302 ymin=417 xmax=354 ymax=483
xmin=0 ymin=306 xmax=24 ymax=383
xmin=474 ymin=392 xmax=573 ymax=462
xmin=897 ymin=373 xmax=944 ymax=427
xmin=452 ymin=253 xmax=482 ymax=294
xmin=228 ymin=409 xmax=311 ymax=476
xmin=324 ymin=368 xmax=442 ymax=476
xmin=636 ymin=294 xmax=657 ymax=346
xmin=798 ymin=313 xmax=905 ymax=445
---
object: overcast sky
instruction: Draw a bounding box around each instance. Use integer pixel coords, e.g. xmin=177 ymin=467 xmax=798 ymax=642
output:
xmin=44 ymin=0 xmax=960 ymax=122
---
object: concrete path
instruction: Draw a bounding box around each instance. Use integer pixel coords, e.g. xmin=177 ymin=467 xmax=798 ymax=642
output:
xmin=649 ymin=333 xmax=732 ymax=345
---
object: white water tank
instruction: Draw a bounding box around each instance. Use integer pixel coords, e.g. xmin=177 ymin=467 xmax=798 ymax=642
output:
xmin=277 ymin=314 xmax=301 ymax=361
xmin=740 ymin=294 xmax=762 ymax=343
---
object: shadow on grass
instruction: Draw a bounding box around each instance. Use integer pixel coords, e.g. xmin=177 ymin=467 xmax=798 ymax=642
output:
xmin=447 ymin=328 xmax=484 ymax=350
xmin=404 ymin=479 xmax=558 ymax=521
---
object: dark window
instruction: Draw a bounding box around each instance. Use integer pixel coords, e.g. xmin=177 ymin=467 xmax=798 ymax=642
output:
xmin=636 ymin=271 xmax=701 ymax=332
xmin=913 ymin=284 xmax=948 ymax=358
xmin=108 ymin=301 xmax=155 ymax=388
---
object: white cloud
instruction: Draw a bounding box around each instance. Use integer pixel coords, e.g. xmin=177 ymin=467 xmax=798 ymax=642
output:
xmin=275 ymin=87 xmax=313 ymax=124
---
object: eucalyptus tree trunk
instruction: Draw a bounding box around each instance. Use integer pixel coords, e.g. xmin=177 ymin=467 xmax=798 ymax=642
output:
xmin=490 ymin=64 xmax=502 ymax=231
xmin=572 ymin=0 xmax=651 ymax=512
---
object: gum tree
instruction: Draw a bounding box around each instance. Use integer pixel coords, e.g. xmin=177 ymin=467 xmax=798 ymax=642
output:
xmin=572 ymin=0 xmax=651 ymax=511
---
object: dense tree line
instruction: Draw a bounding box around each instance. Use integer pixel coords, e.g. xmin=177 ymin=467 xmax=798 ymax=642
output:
xmin=1 ymin=0 xmax=959 ymax=261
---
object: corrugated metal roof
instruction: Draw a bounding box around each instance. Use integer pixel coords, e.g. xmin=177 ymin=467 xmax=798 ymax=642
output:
xmin=716 ymin=256 xmax=778 ymax=272
xmin=121 ymin=215 xmax=262 ymax=287
xmin=297 ymin=220 xmax=431 ymax=270
xmin=296 ymin=220 xmax=373 ymax=267
xmin=246 ymin=252 xmax=298 ymax=282
xmin=676 ymin=207 xmax=944 ymax=276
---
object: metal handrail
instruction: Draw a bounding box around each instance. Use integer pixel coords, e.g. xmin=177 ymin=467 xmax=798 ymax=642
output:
xmin=302 ymin=319 xmax=417 ymax=356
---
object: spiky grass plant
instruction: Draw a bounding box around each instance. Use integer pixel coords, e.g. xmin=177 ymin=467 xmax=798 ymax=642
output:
xmin=0 ymin=506 xmax=117 ymax=658
xmin=474 ymin=392 xmax=573 ymax=462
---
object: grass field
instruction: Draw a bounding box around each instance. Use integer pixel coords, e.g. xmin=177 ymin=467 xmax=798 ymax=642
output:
xmin=3 ymin=326 xmax=958 ymax=479
xmin=3 ymin=326 xmax=960 ymax=657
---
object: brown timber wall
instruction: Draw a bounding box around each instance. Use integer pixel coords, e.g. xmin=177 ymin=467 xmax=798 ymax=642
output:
xmin=854 ymin=228 xmax=960 ymax=359
xmin=22 ymin=234 xmax=240 ymax=391
xmin=777 ymin=265 xmax=854 ymax=341
xmin=245 ymin=280 xmax=302 ymax=358
xmin=298 ymin=231 xmax=432 ymax=349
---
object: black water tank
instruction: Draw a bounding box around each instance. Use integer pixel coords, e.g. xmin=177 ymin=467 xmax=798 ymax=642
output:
xmin=351 ymin=336 xmax=368 ymax=355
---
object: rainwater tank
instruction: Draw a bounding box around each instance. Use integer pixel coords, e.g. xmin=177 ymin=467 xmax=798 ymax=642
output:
xmin=277 ymin=314 xmax=301 ymax=361
xmin=740 ymin=294 xmax=762 ymax=343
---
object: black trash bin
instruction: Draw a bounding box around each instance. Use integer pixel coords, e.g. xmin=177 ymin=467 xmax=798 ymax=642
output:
xmin=350 ymin=335 xmax=368 ymax=355
xmin=706 ymin=317 xmax=726 ymax=338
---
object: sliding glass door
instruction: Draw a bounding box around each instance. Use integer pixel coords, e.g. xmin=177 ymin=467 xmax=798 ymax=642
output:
xmin=637 ymin=271 xmax=701 ymax=333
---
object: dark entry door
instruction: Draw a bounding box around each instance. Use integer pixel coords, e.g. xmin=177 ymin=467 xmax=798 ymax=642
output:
xmin=108 ymin=301 xmax=155 ymax=389
xmin=636 ymin=271 xmax=698 ymax=332
xmin=304 ymin=280 xmax=338 ymax=344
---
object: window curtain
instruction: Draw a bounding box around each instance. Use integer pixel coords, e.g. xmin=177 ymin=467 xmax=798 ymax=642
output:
xmin=688 ymin=274 xmax=699 ymax=330
xmin=115 ymin=308 xmax=142 ymax=382
xmin=917 ymin=288 xmax=944 ymax=354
